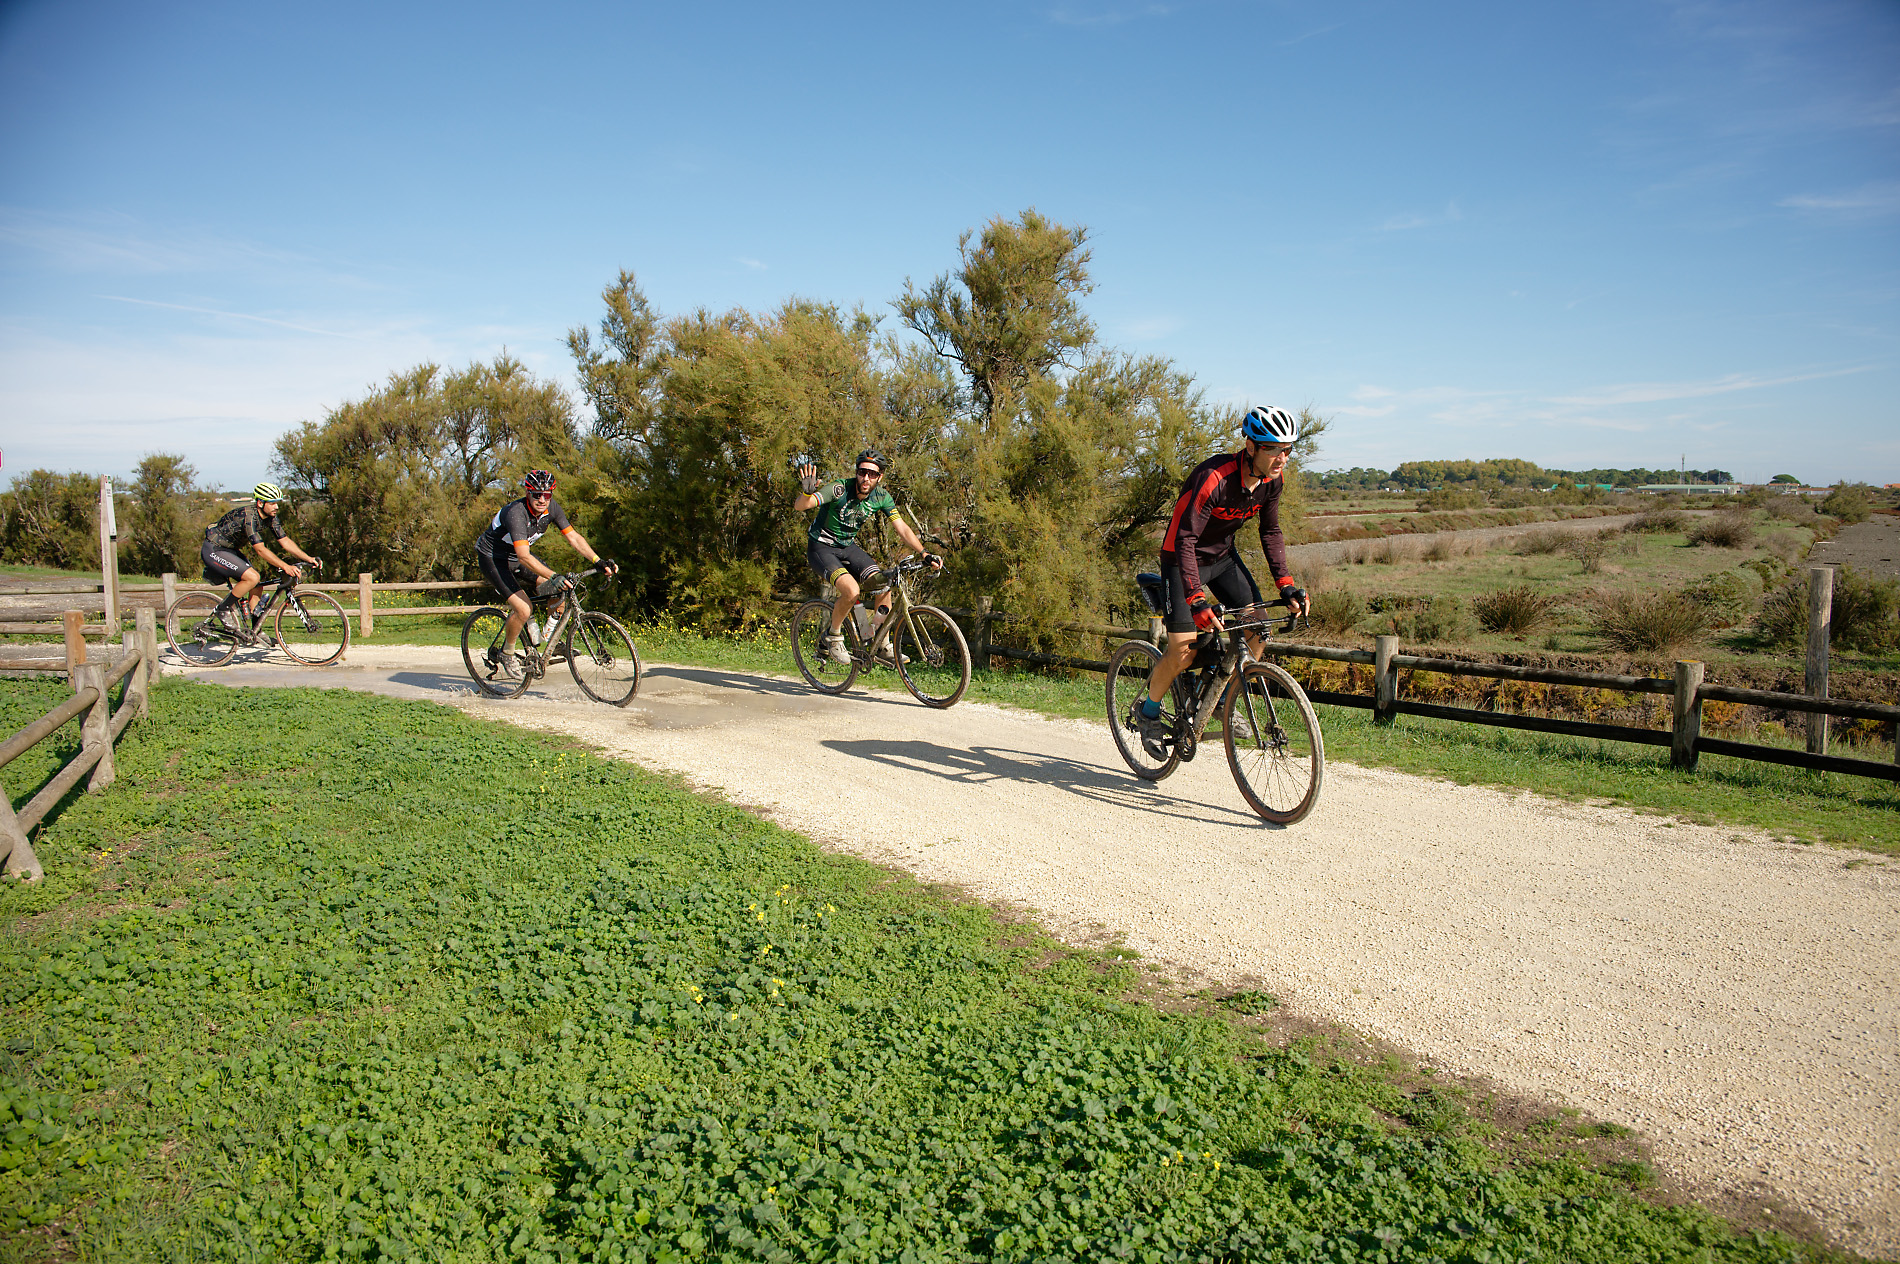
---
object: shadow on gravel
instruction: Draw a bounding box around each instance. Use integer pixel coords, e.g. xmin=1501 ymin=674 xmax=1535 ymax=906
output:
xmin=387 ymin=670 xmax=476 ymax=695
xmin=823 ymin=738 xmax=1265 ymax=827
xmin=645 ymin=664 xmax=833 ymax=700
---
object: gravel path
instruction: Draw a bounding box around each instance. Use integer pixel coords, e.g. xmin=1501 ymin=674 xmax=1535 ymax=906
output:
xmin=175 ymin=644 xmax=1899 ymax=1257
xmin=1809 ymin=517 xmax=1900 ymax=581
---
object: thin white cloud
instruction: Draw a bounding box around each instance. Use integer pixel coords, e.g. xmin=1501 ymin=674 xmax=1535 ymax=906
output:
xmin=0 ymin=207 xmax=304 ymax=275
xmin=1047 ymin=3 xmax=1172 ymax=27
xmin=734 ymin=257 xmax=768 ymax=271
xmin=1777 ymin=181 xmax=1900 ymax=216
xmin=1378 ymin=201 xmax=1463 ymax=232
xmin=1278 ymin=22 xmax=1342 ymax=47
xmin=1548 ymin=364 xmax=1875 ymax=407
xmin=101 ymin=295 xmax=360 ymax=339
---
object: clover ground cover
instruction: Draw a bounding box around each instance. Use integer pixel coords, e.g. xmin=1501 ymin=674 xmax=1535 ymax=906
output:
xmin=1 ymin=681 xmax=1859 ymax=1260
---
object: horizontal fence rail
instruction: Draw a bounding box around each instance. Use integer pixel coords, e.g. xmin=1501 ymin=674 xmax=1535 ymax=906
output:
xmin=0 ymin=608 xmax=160 ymax=881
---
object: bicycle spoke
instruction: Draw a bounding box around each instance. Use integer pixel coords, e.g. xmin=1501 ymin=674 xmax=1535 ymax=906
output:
xmin=1223 ymin=663 xmax=1324 ymax=824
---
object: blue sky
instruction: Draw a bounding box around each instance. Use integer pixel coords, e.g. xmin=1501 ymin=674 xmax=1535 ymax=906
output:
xmin=1 ymin=0 xmax=1894 ymax=489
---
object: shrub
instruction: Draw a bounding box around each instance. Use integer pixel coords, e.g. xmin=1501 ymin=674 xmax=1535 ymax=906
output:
xmin=1417 ymin=487 xmax=1482 ymax=511
xmin=1516 ymin=528 xmax=1567 ymax=555
xmin=1742 ymin=556 xmax=1786 ymax=589
xmin=1472 ymin=585 xmax=1561 ymax=634
xmin=1309 ymin=587 xmax=1366 ymax=634
xmin=1590 ymin=589 xmax=1709 ymax=654
xmin=1388 ymin=594 xmax=1470 ymax=643
xmin=1821 ymin=483 xmax=1873 ymax=524
xmin=1679 ymin=570 xmax=1759 ymax=627
xmin=1688 ymin=512 xmax=1754 ymax=549
xmin=1628 ymin=509 xmax=1685 ymax=534
xmin=1752 ymin=570 xmax=1898 ymax=650
xmin=1422 ymin=535 xmax=1452 ymax=562
xmin=1563 ymin=534 xmax=1609 ymax=573
xmin=1833 ymin=566 xmax=1900 ymax=650
xmin=1372 ymin=535 xmax=1412 ymax=565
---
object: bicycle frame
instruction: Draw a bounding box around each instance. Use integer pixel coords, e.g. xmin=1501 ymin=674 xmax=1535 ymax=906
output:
xmin=1177 ymin=605 xmax=1304 ymax=738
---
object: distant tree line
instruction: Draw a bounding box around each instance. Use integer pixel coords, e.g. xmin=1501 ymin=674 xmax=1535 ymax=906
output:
xmin=1313 ymin=460 xmax=1734 ymax=491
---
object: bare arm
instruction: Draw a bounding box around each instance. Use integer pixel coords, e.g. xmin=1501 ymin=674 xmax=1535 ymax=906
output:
xmin=512 ymin=539 xmax=557 ymax=583
xmin=558 ymin=526 xmax=616 ymax=575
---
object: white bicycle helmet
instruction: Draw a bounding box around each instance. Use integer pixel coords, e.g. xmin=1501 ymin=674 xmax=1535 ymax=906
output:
xmin=1241 ymin=405 xmax=1298 ymax=445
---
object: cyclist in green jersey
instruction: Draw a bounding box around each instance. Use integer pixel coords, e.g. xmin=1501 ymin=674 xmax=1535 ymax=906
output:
xmin=794 ymin=449 xmax=940 ymax=664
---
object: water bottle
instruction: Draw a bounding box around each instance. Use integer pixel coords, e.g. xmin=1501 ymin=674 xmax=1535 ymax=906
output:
xmin=851 ymin=604 xmax=872 ymax=642
xmin=525 ymin=619 xmax=541 ymax=647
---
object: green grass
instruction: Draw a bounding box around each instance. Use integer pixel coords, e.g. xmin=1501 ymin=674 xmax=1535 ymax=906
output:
xmin=0 ymin=680 xmax=1862 ymax=1261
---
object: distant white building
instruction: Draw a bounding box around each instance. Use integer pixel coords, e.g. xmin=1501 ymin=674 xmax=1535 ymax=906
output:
xmin=1636 ymin=483 xmax=1743 ymax=494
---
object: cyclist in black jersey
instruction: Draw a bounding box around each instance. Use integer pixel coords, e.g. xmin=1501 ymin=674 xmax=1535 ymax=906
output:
xmin=473 ymin=469 xmax=616 ymax=681
xmin=200 ymin=482 xmax=322 ymax=633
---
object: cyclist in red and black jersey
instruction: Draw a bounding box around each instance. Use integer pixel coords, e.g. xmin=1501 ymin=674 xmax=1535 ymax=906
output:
xmin=1137 ymin=406 xmax=1310 ymax=739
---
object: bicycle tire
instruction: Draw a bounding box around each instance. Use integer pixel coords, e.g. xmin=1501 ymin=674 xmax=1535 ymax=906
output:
xmin=165 ymin=591 xmax=239 ymax=668
xmin=461 ymin=606 xmax=531 ymax=699
xmin=1105 ymin=640 xmax=1181 ymax=781
xmin=567 ymin=612 xmax=641 ymax=706
xmin=1222 ymin=660 xmax=1325 ymax=824
xmin=894 ymin=604 xmax=970 ymax=708
xmin=790 ymin=599 xmax=860 ymax=694
xmin=273 ymin=589 xmax=351 ymax=666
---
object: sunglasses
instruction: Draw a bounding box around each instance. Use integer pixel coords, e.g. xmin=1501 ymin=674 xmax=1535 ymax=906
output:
xmin=856 ymin=467 xmax=882 ymax=478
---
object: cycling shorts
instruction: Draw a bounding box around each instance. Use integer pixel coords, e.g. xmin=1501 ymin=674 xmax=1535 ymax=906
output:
xmin=807 ymin=539 xmax=886 ymax=592
xmin=200 ymin=542 xmax=253 ymax=585
xmin=478 ymin=549 xmax=527 ymax=602
xmin=1161 ymin=551 xmax=1261 ymax=633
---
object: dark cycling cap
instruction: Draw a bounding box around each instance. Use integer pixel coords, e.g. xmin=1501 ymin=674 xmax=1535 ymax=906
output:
xmin=856 ymin=449 xmax=889 ymax=474
xmin=524 ymin=469 xmax=557 ymax=494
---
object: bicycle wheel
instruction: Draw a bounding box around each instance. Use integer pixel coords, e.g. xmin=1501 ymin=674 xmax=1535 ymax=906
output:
xmin=273 ymin=589 xmax=350 ymax=665
xmin=461 ymin=606 xmax=530 ymax=699
xmin=165 ymin=591 xmax=239 ymax=667
xmin=894 ymin=604 xmax=970 ymax=708
xmin=1105 ymin=640 xmax=1181 ymax=781
xmin=790 ymin=599 xmax=860 ymax=694
xmin=567 ymin=612 xmax=641 ymax=706
xmin=1223 ymin=661 xmax=1325 ymax=825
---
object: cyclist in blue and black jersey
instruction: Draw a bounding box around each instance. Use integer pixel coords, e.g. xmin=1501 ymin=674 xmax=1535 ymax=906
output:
xmin=473 ymin=469 xmax=616 ymax=681
xmin=793 ymin=449 xmax=940 ymax=665
xmin=200 ymin=482 xmax=321 ymax=636
xmin=1136 ymin=406 xmax=1311 ymax=743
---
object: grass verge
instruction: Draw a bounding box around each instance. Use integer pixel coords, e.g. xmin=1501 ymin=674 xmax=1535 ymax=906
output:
xmin=0 ymin=679 xmax=1864 ymax=1261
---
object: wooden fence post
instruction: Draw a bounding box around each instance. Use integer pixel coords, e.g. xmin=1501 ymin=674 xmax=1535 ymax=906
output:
xmin=975 ymin=596 xmax=991 ymax=669
xmin=1148 ymin=612 xmax=1164 ymax=647
xmin=75 ymin=662 xmax=115 ymax=793
xmin=98 ymin=475 xmax=120 ymax=631
xmin=137 ymin=606 xmax=159 ymax=691
xmin=359 ymin=573 xmax=375 ymax=639
xmin=0 ymin=792 xmax=42 ymax=882
xmin=1806 ymin=567 xmax=1832 ymax=756
xmin=1374 ymin=635 xmax=1399 ymax=724
xmin=1671 ymin=659 xmax=1704 ymax=770
xmin=161 ymin=571 xmax=177 ymax=612
xmin=63 ymin=610 xmax=86 ymax=679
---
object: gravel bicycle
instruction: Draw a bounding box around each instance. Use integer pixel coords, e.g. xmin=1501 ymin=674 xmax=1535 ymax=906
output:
xmin=1105 ymin=575 xmax=1324 ymax=824
xmin=790 ymin=555 xmax=971 ymax=708
xmin=165 ymin=560 xmax=350 ymax=668
xmin=460 ymin=567 xmax=641 ymax=706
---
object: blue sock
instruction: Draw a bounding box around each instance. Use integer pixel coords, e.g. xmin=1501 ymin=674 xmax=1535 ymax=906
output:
xmin=1139 ymin=697 xmax=1161 ymax=719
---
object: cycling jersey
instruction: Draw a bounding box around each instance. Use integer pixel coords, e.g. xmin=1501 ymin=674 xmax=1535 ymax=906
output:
xmin=1159 ymin=451 xmax=1290 ymax=597
xmin=476 ymin=497 xmax=572 ymax=558
xmin=203 ymin=504 xmax=289 ymax=552
xmin=807 ymin=480 xmax=896 ymax=547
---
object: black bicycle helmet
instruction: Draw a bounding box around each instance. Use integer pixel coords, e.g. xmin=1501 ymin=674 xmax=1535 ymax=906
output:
xmin=523 ymin=469 xmax=557 ymax=495
xmin=855 ymin=449 xmax=889 ymax=475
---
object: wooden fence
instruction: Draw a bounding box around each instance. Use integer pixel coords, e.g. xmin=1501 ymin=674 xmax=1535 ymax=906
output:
xmin=2 ymin=575 xmax=491 ymax=641
xmin=912 ymin=596 xmax=1899 ymax=785
xmin=1 ymin=608 xmax=160 ymax=881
